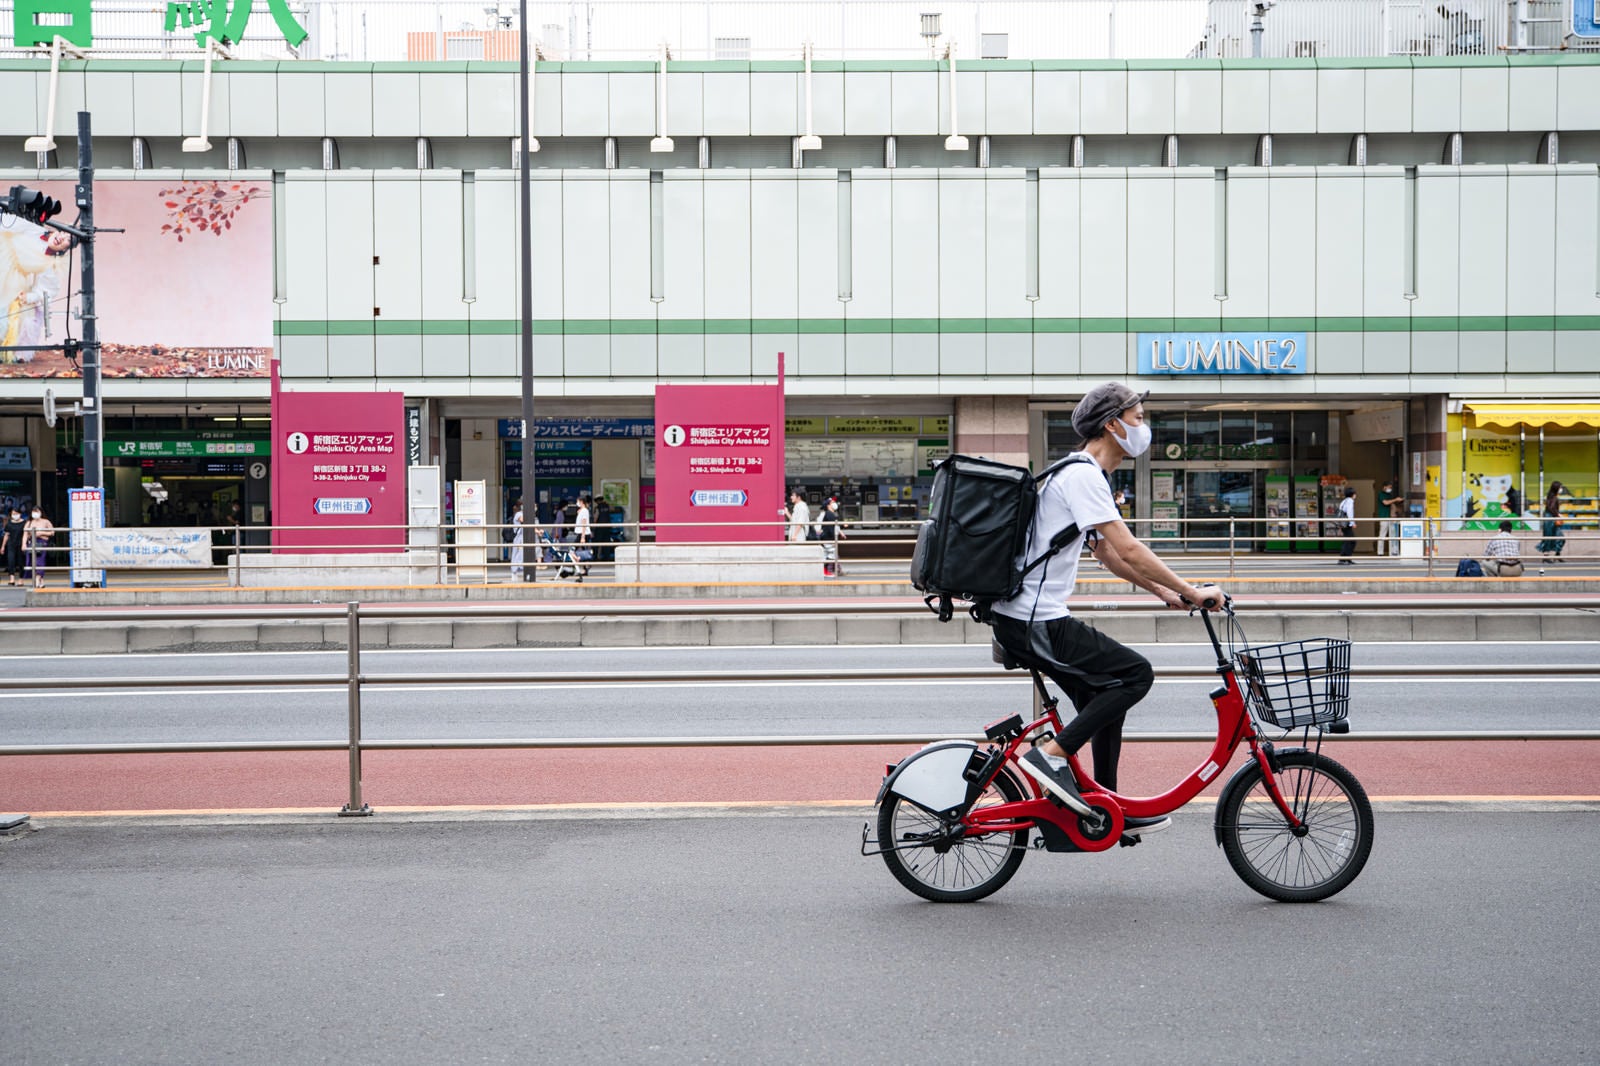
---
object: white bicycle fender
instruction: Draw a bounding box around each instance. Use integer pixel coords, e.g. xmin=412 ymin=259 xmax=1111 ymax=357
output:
xmin=878 ymin=740 xmax=979 ymax=814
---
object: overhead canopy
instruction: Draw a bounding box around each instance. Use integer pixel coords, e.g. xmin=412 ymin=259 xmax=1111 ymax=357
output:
xmin=1466 ymin=404 xmax=1600 ymax=430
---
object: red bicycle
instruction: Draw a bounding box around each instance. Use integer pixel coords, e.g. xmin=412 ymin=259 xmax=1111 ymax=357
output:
xmin=864 ymin=595 xmax=1375 ymax=903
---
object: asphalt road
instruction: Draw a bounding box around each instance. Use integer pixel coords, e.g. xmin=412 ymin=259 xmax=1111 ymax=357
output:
xmin=3 ymin=810 xmax=1596 ymax=1066
xmin=0 ymin=641 xmax=1595 ymax=746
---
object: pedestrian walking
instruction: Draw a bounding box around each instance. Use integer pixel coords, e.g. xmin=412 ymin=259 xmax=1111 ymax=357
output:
xmin=573 ymin=493 xmax=592 ymax=582
xmin=1337 ymin=486 xmax=1358 ymax=564
xmin=1537 ymin=482 xmax=1566 ymax=562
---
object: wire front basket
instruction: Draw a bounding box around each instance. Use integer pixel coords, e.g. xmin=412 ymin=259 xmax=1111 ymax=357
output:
xmin=1231 ymin=637 xmax=1352 ymax=731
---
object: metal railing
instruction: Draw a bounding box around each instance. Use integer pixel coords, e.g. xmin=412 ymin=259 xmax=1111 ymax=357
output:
xmin=0 ymin=0 xmax=1581 ymax=63
xmin=20 ymin=514 xmax=1594 ymax=590
xmin=2 ymin=599 xmax=1597 ymax=816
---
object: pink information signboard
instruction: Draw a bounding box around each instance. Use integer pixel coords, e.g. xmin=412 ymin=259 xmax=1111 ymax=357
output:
xmin=654 ymin=383 xmax=785 ymax=543
xmin=272 ymin=390 xmax=406 ymax=551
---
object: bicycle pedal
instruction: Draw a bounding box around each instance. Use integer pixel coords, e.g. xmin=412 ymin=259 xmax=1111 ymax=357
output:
xmin=1118 ymin=834 xmax=1142 ymax=848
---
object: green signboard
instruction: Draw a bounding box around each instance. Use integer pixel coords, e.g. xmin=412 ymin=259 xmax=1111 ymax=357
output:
xmin=109 ymin=438 xmax=267 ymax=458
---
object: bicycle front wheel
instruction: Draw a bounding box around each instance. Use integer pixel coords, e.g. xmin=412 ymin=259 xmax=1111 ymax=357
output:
xmin=1219 ymin=750 xmax=1374 ymax=903
xmin=878 ymin=769 xmax=1028 ymax=903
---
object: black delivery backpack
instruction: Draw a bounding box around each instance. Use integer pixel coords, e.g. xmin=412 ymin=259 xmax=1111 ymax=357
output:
xmin=910 ymin=453 xmax=1094 ymax=622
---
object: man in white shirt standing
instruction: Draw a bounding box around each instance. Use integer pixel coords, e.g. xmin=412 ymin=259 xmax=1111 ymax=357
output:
xmin=1336 ymin=485 xmax=1358 ymax=565
xmin=993 ymin=383 xmax=1225 ymax=836
xmin=787 ymin=490 xmax=811 ymax=543
xmin=573 ymin=493 xmax=592 ymax=581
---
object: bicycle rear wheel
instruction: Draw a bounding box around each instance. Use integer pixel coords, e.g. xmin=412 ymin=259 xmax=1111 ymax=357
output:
xmin=878 ymin=769 xmax=1028 ymax=903
xmin=1219 ymin=750 xmax=1374 ymax=903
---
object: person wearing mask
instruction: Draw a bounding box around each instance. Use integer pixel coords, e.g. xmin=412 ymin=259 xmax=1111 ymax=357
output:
xmin=1377 ymin=481 xmax=1404 ymax=556
xmin=22 ymin=506 xmax=53 ymax=589
xmin=818 ymin=496 xmax=843 ymax=577
xmin=1538 ymin=482 xmax=1566 ymax=562
xmin=787 ymin=490 xmax=811 ymax=544
xmin=992 ymin=382 xmax=1225 ymax=836
xmin=1337 ymin=486 xmax=1358 ymax=565
xmin=1 ymin=506 xmax=25 ymax=586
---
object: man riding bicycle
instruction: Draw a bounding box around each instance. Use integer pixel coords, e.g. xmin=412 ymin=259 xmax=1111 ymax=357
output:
xmin=992 ymin=382 xmax=1226 ymax=836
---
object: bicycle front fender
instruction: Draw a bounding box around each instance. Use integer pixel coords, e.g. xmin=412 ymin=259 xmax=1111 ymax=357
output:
xmin=1212 ymin=745 xmax=1309 ymax=846
xmin=877 ymin=740 xmax=981 ymax=818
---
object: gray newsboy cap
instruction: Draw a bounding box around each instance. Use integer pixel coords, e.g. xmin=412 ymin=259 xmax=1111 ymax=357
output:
xmin=1071 ymin=382 xmax=1150 ymax=439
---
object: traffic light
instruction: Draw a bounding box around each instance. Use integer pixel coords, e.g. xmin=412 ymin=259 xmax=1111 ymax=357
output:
xmin=3 ymin=185 xmax=62 ymax=225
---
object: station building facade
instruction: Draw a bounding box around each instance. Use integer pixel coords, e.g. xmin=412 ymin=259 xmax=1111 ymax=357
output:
xmin=1 ymin=55 xmax=1597 ymax=544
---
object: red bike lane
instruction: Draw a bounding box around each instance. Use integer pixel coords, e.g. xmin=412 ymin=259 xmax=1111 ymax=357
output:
xmin=4 ymin=739 xmax=1596 ymax=815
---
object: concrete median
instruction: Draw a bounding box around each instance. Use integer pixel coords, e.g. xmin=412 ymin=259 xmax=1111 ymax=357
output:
xmin=0 ymin=604 xmax=1591 ymax=655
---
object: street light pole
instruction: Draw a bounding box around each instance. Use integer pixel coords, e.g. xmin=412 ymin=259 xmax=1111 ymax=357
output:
xmin=518 ymin=0 xmax=537 ymax=515
xmin=76 ymin=110 xmax=102 ymax=495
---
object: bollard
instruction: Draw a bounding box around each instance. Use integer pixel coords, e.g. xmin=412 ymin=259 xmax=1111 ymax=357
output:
xmin=339 ymin=601 xmax=373 ymax=816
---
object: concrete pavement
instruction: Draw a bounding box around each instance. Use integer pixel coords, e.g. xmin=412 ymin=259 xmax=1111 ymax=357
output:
xmin=3 ymin=811 xmax=1597 ymax=1065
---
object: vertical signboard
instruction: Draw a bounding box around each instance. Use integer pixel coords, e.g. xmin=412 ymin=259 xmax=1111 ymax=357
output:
xmin=654 ymin=384 xmax=785 ymax=543
xmin=273 ymin=391 xmax=405 ymax=551
xmin=68 ymin=487 xmax=105 ymax=587
xmin=453 ymin=479 xmax=487 ymax=582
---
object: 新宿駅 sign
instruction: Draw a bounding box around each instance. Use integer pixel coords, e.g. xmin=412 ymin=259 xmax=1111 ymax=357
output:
xmin=1137 ymin=332 xmax=1308 ymax=376
xmin=10 ymin=0 xmax=307 ymax=50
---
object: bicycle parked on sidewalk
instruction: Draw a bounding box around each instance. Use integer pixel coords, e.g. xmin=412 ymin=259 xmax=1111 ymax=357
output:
xmin=863 ymin=594 xmax=1374 ymax=903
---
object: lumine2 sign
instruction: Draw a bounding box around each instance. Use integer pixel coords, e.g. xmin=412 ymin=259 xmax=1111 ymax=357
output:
xmin=12 ymin=0 xmax=308 ymax=49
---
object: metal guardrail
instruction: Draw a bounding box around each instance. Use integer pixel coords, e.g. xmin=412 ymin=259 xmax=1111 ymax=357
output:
xmin=2 ymin=600 xmax=1598 ymax=815
xmin=28 ymin=514 xmax=1600 ymax=589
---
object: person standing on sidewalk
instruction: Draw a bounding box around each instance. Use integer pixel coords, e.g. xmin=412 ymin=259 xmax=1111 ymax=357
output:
xmin=817 ymin=496 xmax=843 ymax=577
xmin=1337 ymin=486 xmax=1358 ymax=565
xmin=1 ymin=506 xmax=25 ymax=586
xmin=22 ymin=506 xmax=53 ymax=589
xmin=508 ymin=498 xmax=527 ymax=582
xmin=787 ymin=490 xmax=811 ymax=544
xmin=1378 ymin=481 xmax=1404 ymax=556
xmin=573 ymin=494 xmax=593 ymax=582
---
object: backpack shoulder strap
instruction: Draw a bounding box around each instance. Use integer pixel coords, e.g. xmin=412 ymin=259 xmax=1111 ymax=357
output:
xmin=1016 ymin=454 xmax=1101 ymax=580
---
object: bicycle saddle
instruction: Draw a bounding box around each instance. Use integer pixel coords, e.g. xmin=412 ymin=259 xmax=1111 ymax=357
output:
xmin=991 ymin=638 xmax=1023 ymax=670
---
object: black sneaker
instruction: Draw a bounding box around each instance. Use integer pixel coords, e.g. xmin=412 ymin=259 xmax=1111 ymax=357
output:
xmin=1018 ymin=748 xmax=1093 ymax=816
xmin=1122 ymin=814 xmax=1172 ymax=836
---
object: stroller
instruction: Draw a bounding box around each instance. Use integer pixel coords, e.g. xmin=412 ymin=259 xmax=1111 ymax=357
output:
xmin=540 ymin=532 xmax=594 ymax=582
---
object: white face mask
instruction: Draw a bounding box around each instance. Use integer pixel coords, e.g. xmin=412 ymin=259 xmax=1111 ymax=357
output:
xmin=1112 ymin=418 xmax=1152 ymax=458
xmin=30 ymin=511 xmax=40 ymax=519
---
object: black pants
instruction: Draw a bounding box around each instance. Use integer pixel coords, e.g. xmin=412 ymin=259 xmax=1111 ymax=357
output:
xmin=1340 ymin=525 xmax=1356 ymax=559
xmin=992 ymin=614 xmax=1154 ymax=792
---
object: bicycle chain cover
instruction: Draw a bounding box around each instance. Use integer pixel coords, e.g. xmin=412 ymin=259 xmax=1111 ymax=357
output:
xmin=984 ymin=714 xmax=1025 ymax=742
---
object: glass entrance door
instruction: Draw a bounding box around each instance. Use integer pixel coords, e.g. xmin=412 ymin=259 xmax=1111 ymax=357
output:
xmin=1184 ymin=470 xmax=1257 ymax=550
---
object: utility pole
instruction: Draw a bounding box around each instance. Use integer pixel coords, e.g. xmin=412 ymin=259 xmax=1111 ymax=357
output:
xmin=76 ymin=110 xmax=102 ymax=494
xmin=517 ymin=0 xmax=537 ymax=515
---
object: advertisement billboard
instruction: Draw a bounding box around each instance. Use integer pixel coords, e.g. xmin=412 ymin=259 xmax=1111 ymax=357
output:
xmin=0 ymin=178 xmax=271 ymax=378
xmin=273 ymin=391 xmax=406 ymax=551
xmin=654 ymin=383 xmax=785 ymax=543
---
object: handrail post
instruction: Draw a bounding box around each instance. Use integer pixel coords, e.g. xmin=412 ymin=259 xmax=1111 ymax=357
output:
xmin=339 ymin=600 xmax=373 ymax=816
xmin=231 ymin=524 xmax=241 ymax=588
xmin=1426 ymin=517 xmax=1436 ymax=578
xmin=1228 ymin=518 xmax=1236 ymax=579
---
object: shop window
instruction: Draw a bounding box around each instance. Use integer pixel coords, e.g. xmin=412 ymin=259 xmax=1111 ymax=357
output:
xmin=1293 ymin=411 xmax=1328 ymax=465
xmin=1541 ymin=427 xmax=1598 ymax=522
xmin=1151 ymin=413 xmax=1184 ymax=458
xmin=1044 ymin=413 xmax=1084 ymax=462
xmin=1459 ymin=424 xmax=1523 ymax=527
xmin=1188 ymin=412 xmax=1220 ymax=449
xmin=1221 ymin=413 xmax=1255 ymax=449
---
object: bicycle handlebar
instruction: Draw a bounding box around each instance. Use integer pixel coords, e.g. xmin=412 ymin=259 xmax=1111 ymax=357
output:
xmin=1179 ymin=586 xmax=1233 ymax=664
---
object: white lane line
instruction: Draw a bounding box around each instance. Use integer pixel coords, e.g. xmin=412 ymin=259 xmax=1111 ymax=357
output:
xmin=0 ymin=676 xmax=1591 ymax=701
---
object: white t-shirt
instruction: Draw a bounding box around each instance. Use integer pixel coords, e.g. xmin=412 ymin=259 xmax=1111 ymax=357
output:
xmin=992 ymin=453 xmax=1120 ymax=622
